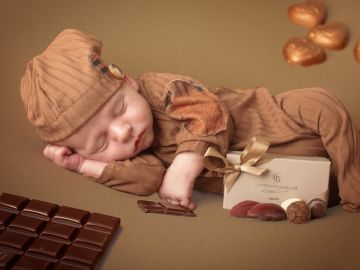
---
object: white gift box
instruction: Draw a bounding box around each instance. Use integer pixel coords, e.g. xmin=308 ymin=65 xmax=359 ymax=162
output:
xmin=223 ymin=151 xmax=331 ymax=209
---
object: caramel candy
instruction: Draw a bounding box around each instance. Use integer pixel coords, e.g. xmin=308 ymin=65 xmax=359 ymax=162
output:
xmin=355 ymin=39 xmax=360 ymax=63
xmin=283 ymin=37 xmax=326 ymax=66
xmin=288 ymin=0 xmax=327 ymax=28
xmin=307 ymin=22 xmax=349 ymax=50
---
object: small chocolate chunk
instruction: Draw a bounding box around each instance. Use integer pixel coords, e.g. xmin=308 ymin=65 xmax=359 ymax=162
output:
xmin=137 ymin=200 xmax=166 ymax=213
xmin=286 ymin=201 xmax=311 ymax=224
xmin=163 ymin=203 xmax=196 ymax=217
xmin=138 ymin=200 xmax=196 ymax=217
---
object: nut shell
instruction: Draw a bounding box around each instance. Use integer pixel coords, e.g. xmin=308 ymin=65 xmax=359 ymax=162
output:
xmin=307 ymin=22 xmax=349 ymax=50
xmin=283 ymin=37 xmax=326 ymax=66
xmin=288 ymin=0 xmax=327 ymax=28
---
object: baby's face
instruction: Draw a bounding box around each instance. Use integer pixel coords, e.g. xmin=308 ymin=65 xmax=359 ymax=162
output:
xmin=56 ymin=77 xmax=154 ymax=162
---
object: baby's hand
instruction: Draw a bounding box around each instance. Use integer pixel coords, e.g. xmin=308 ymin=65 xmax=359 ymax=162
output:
xmin=157 ymin=151 xmax=204 ymax=210
xmin=158 ymin=169 xmax=197 ymax=210
xmin=43 ymin=144 xmax=84 ymax=172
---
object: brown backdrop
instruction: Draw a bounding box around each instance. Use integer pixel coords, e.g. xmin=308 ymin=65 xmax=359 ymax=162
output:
xmin=1 ymin=1 xmax=359 ymax=269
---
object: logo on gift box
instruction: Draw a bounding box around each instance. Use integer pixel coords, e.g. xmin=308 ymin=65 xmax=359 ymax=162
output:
xmin=272 ymin=171 xmax=281 ymax=183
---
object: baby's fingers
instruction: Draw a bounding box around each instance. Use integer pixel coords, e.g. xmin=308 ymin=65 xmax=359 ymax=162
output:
xmin=180 ymin=198 xmax=197 ymax=210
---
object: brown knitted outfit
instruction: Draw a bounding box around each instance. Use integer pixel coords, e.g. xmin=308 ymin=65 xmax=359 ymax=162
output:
xmin=20 ymin=29 xmax=360 ymax=212
xmin=96 ymin=72 xmax=360 ymax=212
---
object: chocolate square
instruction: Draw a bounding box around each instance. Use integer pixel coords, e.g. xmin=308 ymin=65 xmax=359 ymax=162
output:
xmin=0 ymin=210 xmax=15 ymax=231
xmin=21 ymin=199 xmax=59 ymax=221
xmin=73 ymin=229 xmax=109 ymax=251
xmin=84 ymin=213 xmax=120 ymax=235
xmin=7 ymin=215 xmax=45 ymax=237
xmin=12 ymin=254 xmax=53 ymax=270
xmin=27 ymin=238 xmax=66 ymax=262
xmin=61 ymin=245 xmax=100 ymax=268
xmin=0 ymin=231 xmax=33 ymax=254
xmin=0 ymin=250 xmax=18 ymax=269
xmin=0 ymin=193 xmax=29 ymax=214
xmin=52 ymin=206 xmax=90 ymax=228
xmin=40 ymin=222 xmax=78 ymax=245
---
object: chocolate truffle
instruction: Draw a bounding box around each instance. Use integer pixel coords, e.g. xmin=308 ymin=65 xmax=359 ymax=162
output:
xmin=307 ymin=22 xmax=349 ymax=50
xmin=355 ymin=39 xmax=360 ymax=63
xmin=307 ymin=198 xmax=327 ymax=219
xmin=283 ymin=37 xmax=326 ymax=66
xmin=286 ymin=201 xmax=311 ymax=224
xmin=288 ymin=0 xmax=327 ymax=28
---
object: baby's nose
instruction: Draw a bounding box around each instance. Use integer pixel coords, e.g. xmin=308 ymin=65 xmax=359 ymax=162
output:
xmin=109 ymin=121 xmax=132 ymax=142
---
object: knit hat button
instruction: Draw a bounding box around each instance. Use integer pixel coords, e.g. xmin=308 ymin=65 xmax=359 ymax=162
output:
xmin=108 ymin=64 xmax=125 ymax=80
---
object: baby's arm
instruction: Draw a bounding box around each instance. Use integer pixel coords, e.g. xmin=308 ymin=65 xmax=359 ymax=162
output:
xmin=43 ymin=144 xmax=107 ymax=178
xmin=157 ymin=151 xmax=204 ymax=210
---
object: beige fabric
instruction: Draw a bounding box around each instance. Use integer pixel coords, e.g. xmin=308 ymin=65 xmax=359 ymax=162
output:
xmin=98 ymin=72 xmax=360 ymax=212
xmin=20 ymin=29 xmax=123 ymax=142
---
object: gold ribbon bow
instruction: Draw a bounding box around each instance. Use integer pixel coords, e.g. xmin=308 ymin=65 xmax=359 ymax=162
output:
xmin=203 ymin=136 xmax=272 ymax=193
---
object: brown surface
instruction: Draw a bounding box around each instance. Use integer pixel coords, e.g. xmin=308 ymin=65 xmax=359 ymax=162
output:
xmin=1 ymin=1 xmax=360 ymax=270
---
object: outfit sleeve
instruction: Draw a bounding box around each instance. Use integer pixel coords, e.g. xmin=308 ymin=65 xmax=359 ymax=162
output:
xmin=139 ymin=72 xmax=233 ymax=157
xmin=93 ymin=152 xmax=166 ymax=196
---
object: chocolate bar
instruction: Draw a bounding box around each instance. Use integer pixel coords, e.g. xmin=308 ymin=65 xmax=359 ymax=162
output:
xmin=137 ymin=200 xmax=196 ymax=217
xmin=0 ymin=192 xmax=121 ymax=269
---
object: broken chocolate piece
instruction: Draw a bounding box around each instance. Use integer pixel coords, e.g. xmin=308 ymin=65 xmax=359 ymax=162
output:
xmin=137 ymin=200 xmax=196 ymax=217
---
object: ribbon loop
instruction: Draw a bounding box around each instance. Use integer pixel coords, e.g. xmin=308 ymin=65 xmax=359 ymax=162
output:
xmin=203 ymin=136 xmax=271 ymax=193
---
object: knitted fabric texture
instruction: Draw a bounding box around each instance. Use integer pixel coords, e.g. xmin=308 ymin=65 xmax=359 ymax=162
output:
xmin=20 ymin=29 xmax=123 ymax=142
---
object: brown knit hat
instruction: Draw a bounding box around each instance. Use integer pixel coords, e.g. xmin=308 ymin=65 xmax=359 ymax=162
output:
xmin=20 ymin=29 xmax=124 ymax=142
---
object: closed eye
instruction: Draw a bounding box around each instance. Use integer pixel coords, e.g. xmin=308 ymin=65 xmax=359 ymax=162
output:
xmin=96 ymin=135 xmax=109 ymax=153
xmin=114 ymin=102 xmax=127 ymax=117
